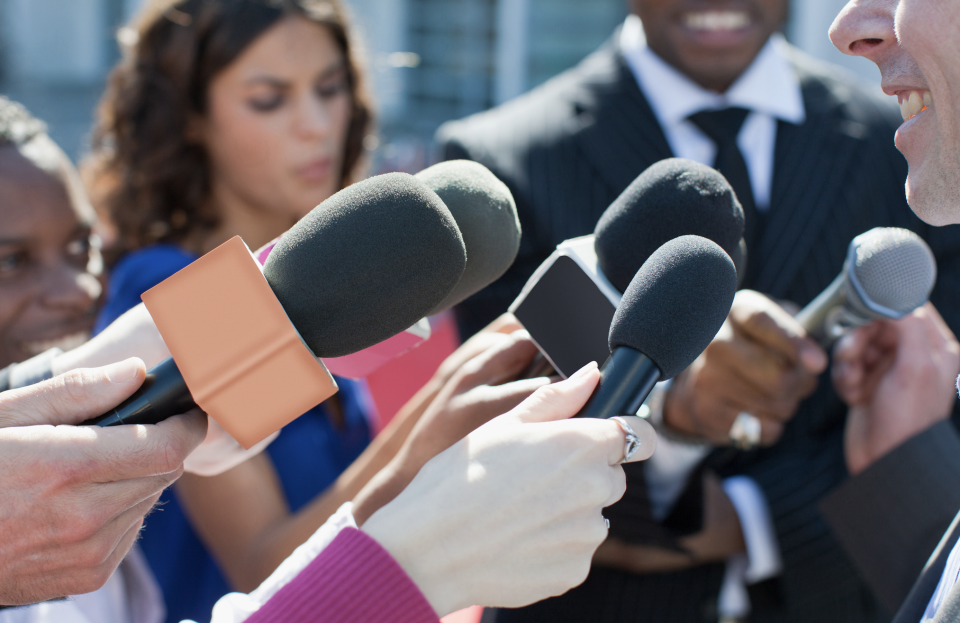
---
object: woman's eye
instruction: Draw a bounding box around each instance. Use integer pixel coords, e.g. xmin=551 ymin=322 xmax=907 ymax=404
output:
xmin=316 ymin=76 xmax=347 ymax=99
xmin=248 ymin=94 xmax=284 ymax=112
xmin=0 ymin=251 xmax=27 ymax=276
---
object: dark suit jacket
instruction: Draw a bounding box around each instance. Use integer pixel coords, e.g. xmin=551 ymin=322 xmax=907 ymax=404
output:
xmin=438 ymin=39 xmax=960 ymax=623
xmin=821 ymin=420 xmax=960 ymax=623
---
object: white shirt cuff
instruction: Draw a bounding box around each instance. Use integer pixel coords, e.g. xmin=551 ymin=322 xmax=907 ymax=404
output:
xmin=723 ymin=476 xmax=783 ymax=583
xmin=717 ymin=477 xmax=782 ymax=618
xmin=204 ymin=502 xmax=357 ymax=623
xmin=640 ymin=380 xmax=711 ymax=521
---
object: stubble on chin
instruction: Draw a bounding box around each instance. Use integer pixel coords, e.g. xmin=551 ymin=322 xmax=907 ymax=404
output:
xmin=905 ymin=168 xmax=960 ymax=227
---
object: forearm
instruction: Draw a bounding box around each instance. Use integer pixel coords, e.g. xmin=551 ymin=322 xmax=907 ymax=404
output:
xmin=208 ymin=504 xmax=438 ymax=623
xmin=193 ymin=377 xmax=445 ymax=591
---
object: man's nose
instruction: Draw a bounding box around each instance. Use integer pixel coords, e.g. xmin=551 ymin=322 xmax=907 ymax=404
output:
xmin=41 ymin=262 xmax=102 ymax=314
xmin=829 ymin=0 xmax=898 ymax=62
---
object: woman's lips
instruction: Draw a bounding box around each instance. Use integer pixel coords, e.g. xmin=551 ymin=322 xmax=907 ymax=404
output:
xmin=298 ymin=158 xmax=333 ymax=182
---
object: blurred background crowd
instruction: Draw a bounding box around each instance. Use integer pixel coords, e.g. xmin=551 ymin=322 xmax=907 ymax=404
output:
xmin=0 ymin=0 xmax=876 ymax=168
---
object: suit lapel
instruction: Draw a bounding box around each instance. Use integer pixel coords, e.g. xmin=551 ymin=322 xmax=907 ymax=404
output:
xmin=568 ymin=45 xmax=870 ymax=301
xmin=569 ymin=47 xmax=673 ymax=195
xmin=896 ymin=510 xmax=960 ymax=622
xmin=754 ymin=56 xmax=869 ymax=297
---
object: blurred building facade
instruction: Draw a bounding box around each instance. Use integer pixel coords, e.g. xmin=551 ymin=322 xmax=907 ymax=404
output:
xmin=0 ymin=0 xmax=882 ymax=165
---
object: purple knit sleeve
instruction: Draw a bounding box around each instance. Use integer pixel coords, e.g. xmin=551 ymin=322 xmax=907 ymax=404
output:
xmin=244 ymin=528 xmax=439 ymax=623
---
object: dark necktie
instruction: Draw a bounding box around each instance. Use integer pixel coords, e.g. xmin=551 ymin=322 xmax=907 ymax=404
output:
xmin=687 ymin=108 xmax=762 ymax=277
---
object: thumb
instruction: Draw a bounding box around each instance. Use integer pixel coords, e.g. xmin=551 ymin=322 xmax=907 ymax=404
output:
xmin=0 ymin=358 xmax=147 ymax=428
xmin=797 ymin=338 xmax=828 ymax=374
xmin=500 ymin=362 xmax=600 ymax=425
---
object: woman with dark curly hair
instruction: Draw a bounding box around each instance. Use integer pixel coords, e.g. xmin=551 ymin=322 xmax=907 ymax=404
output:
xmin=82 ymin=1 xmax=379 ymax=621
xmin=85 ymin=0 xmax=372 ymax=261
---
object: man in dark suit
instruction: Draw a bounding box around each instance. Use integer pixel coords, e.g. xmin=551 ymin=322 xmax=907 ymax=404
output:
xmin=437 ymin=0 xmax=960 ymax=621
xmin=814 ymin=2 xmax=960 ymax=622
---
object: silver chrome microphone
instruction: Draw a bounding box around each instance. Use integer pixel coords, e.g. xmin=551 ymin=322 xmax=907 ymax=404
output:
xmin=795 ymin=227 xmax=937 ymax=346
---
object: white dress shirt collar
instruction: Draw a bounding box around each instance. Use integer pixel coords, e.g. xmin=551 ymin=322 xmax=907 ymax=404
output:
xmin=618 ymin=15 xmax=805 ymax=211
xmin=619 ymin=14 xmax=805 ymax=127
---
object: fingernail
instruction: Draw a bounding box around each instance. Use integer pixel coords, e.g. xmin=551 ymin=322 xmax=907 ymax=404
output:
xmin=571 ymin=361 xmax=599 ymax=379
xmin=104 ymin=358 xmax=141 ymax=384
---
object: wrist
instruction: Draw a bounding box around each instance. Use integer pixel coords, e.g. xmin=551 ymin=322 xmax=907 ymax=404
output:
xmin=362 ymin=503 xmax=464 ymax=616
xmin=654 ymin=383 xmax=710 ymax=447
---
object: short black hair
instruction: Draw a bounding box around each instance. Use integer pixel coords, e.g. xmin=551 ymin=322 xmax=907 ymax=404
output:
xmin=0 ymin=97 xmax=47 ymax=147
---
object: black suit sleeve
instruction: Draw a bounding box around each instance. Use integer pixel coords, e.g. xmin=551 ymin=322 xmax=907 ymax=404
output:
xmin=819 ymin=420 xmax=960 ymax=614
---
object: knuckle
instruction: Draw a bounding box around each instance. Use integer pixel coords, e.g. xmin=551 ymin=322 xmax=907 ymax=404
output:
xmin=761 ymin=422 xmax=784 ymax=445
xmin=57 ymin=369 xmax=98 ymax=405
xmin=531 ymin=383 xmax=565 ymax=409
xmin=610 ymin=466 xmax=627 ymax=501
xmin=72 ymin=565 xmax=113 ymax=596
xmin=155 ymin=434 xmax=190 ymax=475
xmin=57 ymin=514 xmax=103 ymax=546
xmin=772 ymin=370 xmax=803 ymax=396
xmin=74 ymin=538 xmax=114 ymax=571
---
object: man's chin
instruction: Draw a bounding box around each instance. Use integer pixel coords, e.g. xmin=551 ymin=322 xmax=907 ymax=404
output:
xmin=905 ymin=167 xmax=960 ymax=226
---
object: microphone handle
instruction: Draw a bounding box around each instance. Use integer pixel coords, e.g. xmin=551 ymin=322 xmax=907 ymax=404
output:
xmin=794 ymin=271 xmax=845 ymax=346
xmin=82 ymin=357 xmax=197 ymax=427
xmin=576 ymin=347 xmax=661 ymax=419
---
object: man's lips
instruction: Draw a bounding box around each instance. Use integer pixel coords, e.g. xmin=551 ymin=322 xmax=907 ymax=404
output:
xmin=682 ymin=9 xmax=752 ymax=33
xmin=897 ymin=89 xmax=933 ymax=122
xmin=675 ymin=9 xmax=756 ymax=48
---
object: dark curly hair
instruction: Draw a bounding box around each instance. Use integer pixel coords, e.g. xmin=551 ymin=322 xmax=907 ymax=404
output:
xmin=0 ymin=96 xmax=47 ymax=147
xmin=83 ymin=0 xmax=375 ymax=256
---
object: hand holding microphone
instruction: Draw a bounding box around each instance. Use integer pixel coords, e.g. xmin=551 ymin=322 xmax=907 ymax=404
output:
xmin=82 ymin=173 xmax=468 ymax=446
xmin=833 ymin=303 xmax=960 ymax=475
xmin=0 ymin=359 xmax=207 ymax=606
xmin=796 ymin=227 xmax=937 ymax=346
xmin=512 ymin=158 xmax=745 ymax=379
xmin=660 ymin=226 xmax=936 ymax=449
xmin=361 ymin=363 xmax=649 ymax=615
xmin=320 ymin=160 xmax=522 ymax=378
xmin=664 ymin=290 xmax=828 ymax=447
xmin=353 ymin=329 xmax=548 ymax=523
xmin=576 ymin=234 xmax=738 ymax=421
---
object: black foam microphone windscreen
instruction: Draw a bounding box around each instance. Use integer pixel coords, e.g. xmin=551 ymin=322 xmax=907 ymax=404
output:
xmin=610 ymin=235 xmax=738 ymax=380
xmin=87 ymin=173 xmax=467 ymax=429
xmin=594 ymin=158 xmax=745 ymax=293
xmin=577 ymin=235 xmax=736 ymax=420
xmin=416 ymin=160 xmax=521 ymax=315
xmin=264 ymin=173 xmax=467 ymax=358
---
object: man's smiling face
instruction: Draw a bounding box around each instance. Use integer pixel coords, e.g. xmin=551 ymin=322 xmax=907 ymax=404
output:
xmin=830 ymin=0 xmax=960 ymax=226
xmin=631 ymin=0 xmax=790 ymax=93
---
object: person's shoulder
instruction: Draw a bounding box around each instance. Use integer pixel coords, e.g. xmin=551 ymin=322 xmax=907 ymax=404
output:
xmin=785 ymin=44 xmax=902 ymax=134
xmin=436 ymin=42 xmax=623 ymax=161
xmin=96 ymin=244 xmax=199 ymax=333
xmin=111 ymin=244 xmax=198 ymax=287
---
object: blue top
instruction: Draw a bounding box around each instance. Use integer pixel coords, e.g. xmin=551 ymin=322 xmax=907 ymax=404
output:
xmin=96 ymin=245 xmax=373 ymax=623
